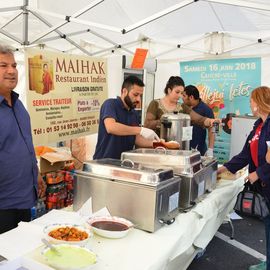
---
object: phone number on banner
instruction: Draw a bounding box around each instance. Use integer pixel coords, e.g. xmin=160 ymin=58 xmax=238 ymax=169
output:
xmin=33 ymin=119 xmax=99 ymax=135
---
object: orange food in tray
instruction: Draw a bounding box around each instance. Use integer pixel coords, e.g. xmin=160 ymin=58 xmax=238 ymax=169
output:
xmin=153 ymin=139 xmax=180 ymax=150
xmin=48 ymin=226 xmax=88 ymax=241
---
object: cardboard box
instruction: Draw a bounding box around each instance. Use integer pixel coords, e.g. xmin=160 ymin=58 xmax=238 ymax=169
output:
xmin=39 ymin=150 xmax=73 ymax=174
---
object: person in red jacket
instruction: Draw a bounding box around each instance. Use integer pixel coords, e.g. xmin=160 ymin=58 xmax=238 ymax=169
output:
xmin=218 ymin=86 xmax=270 ymax=270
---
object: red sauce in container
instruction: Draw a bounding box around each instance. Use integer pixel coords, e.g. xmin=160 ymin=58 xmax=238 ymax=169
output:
xmin=91 ymin=221 xmax=129 ymax=231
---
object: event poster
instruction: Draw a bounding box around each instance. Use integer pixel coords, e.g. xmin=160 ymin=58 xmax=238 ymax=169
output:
xmin=180 ymin=57 xmax=261 ymax=163
xmin=25 ymin=49 xmax=108 ymax=145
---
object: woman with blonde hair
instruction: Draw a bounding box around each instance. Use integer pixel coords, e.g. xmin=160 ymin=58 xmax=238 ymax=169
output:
xmin=218 ymin=86 xmax=270 ymax=270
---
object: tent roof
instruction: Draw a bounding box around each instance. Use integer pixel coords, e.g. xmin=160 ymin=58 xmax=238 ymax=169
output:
xmin=1 ymin=0 xmax=270 ymax=58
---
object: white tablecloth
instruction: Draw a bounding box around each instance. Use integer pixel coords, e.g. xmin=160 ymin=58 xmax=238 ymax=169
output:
xmin=0 ymin=177 xmax=245 ymax=270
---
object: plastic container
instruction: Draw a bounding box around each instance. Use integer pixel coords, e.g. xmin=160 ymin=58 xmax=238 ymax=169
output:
xmin=31 ymin=206 xmax=37 ymax=220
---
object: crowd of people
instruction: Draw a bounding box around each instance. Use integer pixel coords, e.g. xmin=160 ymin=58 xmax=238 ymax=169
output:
xmin=92 ymin=75 xmax=270 ymax=270
xmin=1 ymin=42 xmax=270 ymax=270
xmin=94 ymin=75 xmax=218 ymax=159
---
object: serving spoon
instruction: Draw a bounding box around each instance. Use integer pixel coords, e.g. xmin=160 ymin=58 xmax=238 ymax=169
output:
xmin=41 ymin=238 xmax=61 ymax=256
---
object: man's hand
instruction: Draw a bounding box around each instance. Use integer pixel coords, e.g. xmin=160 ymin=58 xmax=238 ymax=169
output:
xmin=266 ymin=141 xmax=270 ymax=163
xmin=205 ymin=148 xmax=214 ymax=157
xmin=266 ymin=149 xmax=270 ymax=164
xmin=140 ymin=127 xmax=160 ymax=141
xmin=204 ymin=118 xmax=221 ymax=128
xmin=217 ymin=166 xmax=227 ymax=175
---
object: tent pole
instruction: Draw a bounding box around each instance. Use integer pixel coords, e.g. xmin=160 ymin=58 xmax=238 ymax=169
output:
xmin=0 ymin=6 xmax=22 ymax=12
xmin=29 ymin=0 xmax=105 ymax=44
xmin=123 ymin=0 xmax=194 ymax=34
xmin=22 ymin=0 xmax=29 ymax=45
xmin=64 ymin=37 xmax=93 ymax=56
xmin=90 ymin=40 xmax=140 ymax=56
xmin=38 ymin=30 xmax=92 ymax=43
xmin=29 ymin=10 xmax=91 ymax=56
xmin=0 ymin=12 xmax=23 ymax=29
xmin=182 ymin=45 xmax=215 ymax=54
xmin=72 ymin=0 xmax=104 ymax=17
xmin=69 ymin=17 xmax=121 ymax=33
xmin=150 ymin=33 xmax=215 ymax=56
xmin=228 ymin=32 xmax=270 ymax=44
xmin=222 ymin=42 xmax=258 ymax=54
xmin=228 ymin=32 xmax=260 ymax=42
xmin=120 ymin=47 xmax=134 ymax=55
xmin=86 ymin=28 xmax=134 ymax=54
xmin=0 ymin=29 xmax=22 ymax=44
xmin=90 ymin=45 xmax=117 ymax=56
xmin=30 ymin=20 xmax=68 ymax=45
xmin=154 ymin=47 xmax=181 ymax=58
xmin=204 ymin=0 xmax=270 ymax=12
xmin=31 ymin=11 xmax=133 ymax=56
xmin=30 ymin=8 xmax=121 ymax=34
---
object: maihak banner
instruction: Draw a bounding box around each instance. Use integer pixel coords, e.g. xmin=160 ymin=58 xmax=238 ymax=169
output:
xmin=180 ymin=57 xmax=261 ymax=163
xmin=25 ymin=48 xmax=108 ymax=146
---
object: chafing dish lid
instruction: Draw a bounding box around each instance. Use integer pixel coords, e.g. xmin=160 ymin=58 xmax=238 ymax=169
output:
xmin=201 ymin=156 xmax=217 ymax=166
xmin=82 ymin=158 xmax=174 ymax=186
xmin=121 ymin=148 xmax=201 ymax=167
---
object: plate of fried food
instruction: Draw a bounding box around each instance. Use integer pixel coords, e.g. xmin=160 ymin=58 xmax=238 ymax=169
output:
xmin=44 ymin=223 xmax=92 ymax=246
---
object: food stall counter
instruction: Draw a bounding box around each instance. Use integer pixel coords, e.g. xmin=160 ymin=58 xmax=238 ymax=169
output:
xmin=0 ymin=175 xmax=245 ymax=270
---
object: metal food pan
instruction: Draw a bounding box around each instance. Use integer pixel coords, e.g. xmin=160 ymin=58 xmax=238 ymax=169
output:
xmin=81 ymin=158 xmax=174 ymax=186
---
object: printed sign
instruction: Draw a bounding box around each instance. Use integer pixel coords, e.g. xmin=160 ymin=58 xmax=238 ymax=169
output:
xmin=25 ymin=49 xmax=108 ymax=145
xmin=180 ymin=57 xmax=261 ymax=163
xmin=131 ymin=48 xmax=148 ymax=69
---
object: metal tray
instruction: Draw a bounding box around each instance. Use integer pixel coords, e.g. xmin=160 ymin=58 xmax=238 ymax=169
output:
xmin=81 ymin=158 xmax=174 ymax=186
xmin=121 ymin=148 xmax=202 ymax=175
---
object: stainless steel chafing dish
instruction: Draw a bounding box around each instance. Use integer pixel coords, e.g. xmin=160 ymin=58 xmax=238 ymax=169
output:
xmin=160 ymin=112 xmax=191 ymax=150
xmin=121 ymin=148 xmax=217 ymax=210
xmin=73 ymin=158 xmax=181 ymax=232
xmin=122 ymin=148 xmax=202 ymax=175
xmin=201 ymin=156 xmax=218 ymax=192
xmin=81 ymin=158 xmax=174 ymax=185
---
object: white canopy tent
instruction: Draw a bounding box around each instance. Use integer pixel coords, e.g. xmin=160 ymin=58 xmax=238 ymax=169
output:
xmin=0 ymin=0 xmax=270 ymax=60
xmin=1 ymin=0 xmax=270 ymax=155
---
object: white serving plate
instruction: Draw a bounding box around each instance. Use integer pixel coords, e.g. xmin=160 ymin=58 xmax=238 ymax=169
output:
xmin=42 ymin=244 xmax=97 ymax=270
